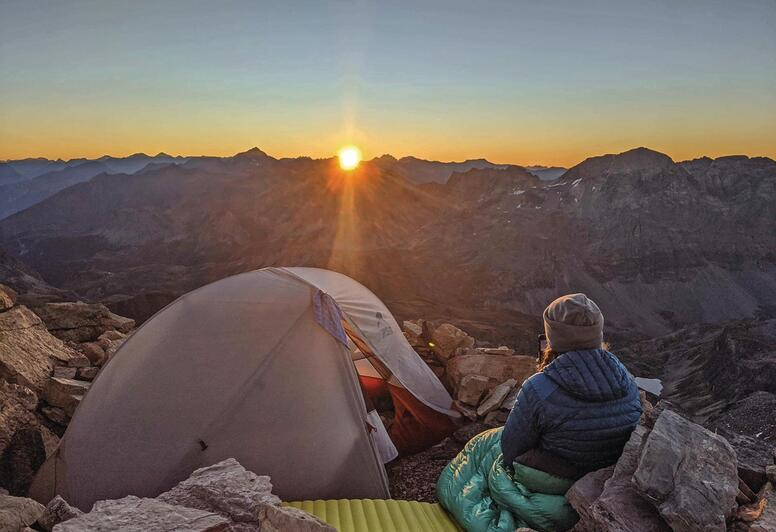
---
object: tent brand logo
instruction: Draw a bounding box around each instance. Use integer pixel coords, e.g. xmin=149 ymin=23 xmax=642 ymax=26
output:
xmin=376 ymin=311 xmax=393 ymax=339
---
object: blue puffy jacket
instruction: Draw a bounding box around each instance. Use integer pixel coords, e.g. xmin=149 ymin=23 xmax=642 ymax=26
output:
xmin=501 ymin=348 xmax=641 ymax=472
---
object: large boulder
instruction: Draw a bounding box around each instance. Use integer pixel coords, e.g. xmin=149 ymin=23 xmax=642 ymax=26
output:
xmin=33 ymin=302 xmax=134 ymax=343
xmin=566 ymin=466 xmax=614 ymax=527
xmin=431 ymin=323 xmax=474 ymax=361
xmin=634 ymin=409 xmax=739 ymax=532
xmin=579 ymin=424 xmax=671 ymax=531
xmin=52 ymin=496 xmax=230 ymax=531
xmin=0 ymin=306 xmax=84 ymax=393
xmin=0 ymin=284 xmax=16 ymax=312
xmin=157 ymin=458 xmax=280 ymax=529
xmin=0 ymin=494 xmax=45 ymax=532
xmin=446 ymin=353 xmax=536 ymax=392
xmin=0 ymin=381 xmax=46 ymax=495
xmin=155 ymin=459 xmax=333 ymax=531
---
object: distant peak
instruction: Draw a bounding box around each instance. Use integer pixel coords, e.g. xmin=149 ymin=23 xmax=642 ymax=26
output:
xmin=234 ymin=147 xmax=271 ymax=159
xmin=566 ymin=147 xmax=675 ymax=179
xmin=374 ymin=154 xmax=397 ymax=162
xmin=616 ymin=147 xmax=674 ymax=164
xmin=154 ymin=152 xmax=172 ymax=158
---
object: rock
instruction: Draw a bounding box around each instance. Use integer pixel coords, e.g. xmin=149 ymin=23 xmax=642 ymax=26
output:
xmin=446 ymin=354 xmax=536 ymax=393
xmin=456 ymin=374 xmax=489 ymax=406
xmin=38 ymin=495 xmax=83 ymax=532
xmin=746 ymin=482 xmax=776 ymax=532
xmin=0 ymin=495 xmax=45 ymax=532
xmin=97 ymin=330 xmax=126 ymax=342
xmin=39 ymin=426 xmax=59 ymax=458
xmin=157 ymin=458 xmax=280 ymax=528
xmin=566 ymin=466 xmax=615 ymax=527
xmin=453 ymin=401 xmax=478 ymax=421
xmin=33 ymin=302 xmax=135 ymax=343
xmin=53 ymin=496 xmax=230 ymax=531
xmin=477 ymin=346 xmax=515 ymax=356
xmin=430 ymin=323 xmax=474 ymax=361
xmin=0 ymin=284 xmax=16 ymax=311
xmin=634 ymin=409 xmax=739 ymax=532
xmin=41 ymin=406 xmax=69 ymax=426
xmin=402 ymin=320 xmax=423 ymax=338
xmin=96 ymin=335 xmax=126 ymax=361
xmin=258 ymin=504 xmax=335 ymax=532
xmin=586 ymin=424 xmax=671 ymax=531
xmin=477 ymin=379 xmax=517 ymax=417
xmin=483 ymin=409 xmax=508 ymax=427
xmin=719 ymin=430 xmax=774 ymax=491
xmin=1 ymin=381 xmax=37 ymax=411
xmin=43 ymin=378 xmax=89 ymax=417
xmin=77 ymin=343 xmax=105 ymax=366
xmin=0 ymin=382 xmax=46 ymax=495
xmin=75 ymin=367 xmax=99 ymax=381
xmin=500 ymin=384 xmax=520 ymax=412
xmin=768 ymin=465 xmax=776 ymax=484
xmin=0 ymin=306 xmax=83 ymax=393
xmin=53 ymin=367 xmax=77 ymax=379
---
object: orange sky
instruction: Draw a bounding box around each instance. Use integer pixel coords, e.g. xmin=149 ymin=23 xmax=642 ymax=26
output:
xmin=2 ymin=1 xmax=775 ymax=167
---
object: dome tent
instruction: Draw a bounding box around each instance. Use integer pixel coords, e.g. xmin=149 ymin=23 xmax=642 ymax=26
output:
xmin=30 ymin=267 xmax=457 ymax=510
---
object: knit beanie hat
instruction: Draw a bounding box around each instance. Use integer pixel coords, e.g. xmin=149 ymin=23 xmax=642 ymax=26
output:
xmin=543 ymin=293 xmax=604 ymax=353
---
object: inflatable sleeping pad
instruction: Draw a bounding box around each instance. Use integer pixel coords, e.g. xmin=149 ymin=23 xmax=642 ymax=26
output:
xmin=285 ymin=498 xmax=462 ymax=531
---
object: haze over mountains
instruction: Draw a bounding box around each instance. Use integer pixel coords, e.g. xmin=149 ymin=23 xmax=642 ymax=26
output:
xmin=0 ymin=153 xmax=188 ymax=219
xmin=0 ymin=146 xmax=774 ymax=352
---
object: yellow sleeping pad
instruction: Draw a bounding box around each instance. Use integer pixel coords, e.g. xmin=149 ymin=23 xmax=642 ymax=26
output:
xmin=285 ymin=499 xmax=462 ymax=532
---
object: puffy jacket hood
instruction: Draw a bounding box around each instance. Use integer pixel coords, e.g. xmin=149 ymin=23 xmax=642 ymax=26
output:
xmin=543 ymin=349 xmax=633 ymax=402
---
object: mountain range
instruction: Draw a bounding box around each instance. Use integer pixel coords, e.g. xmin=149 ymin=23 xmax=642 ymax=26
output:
xmin=0 ymin=152 xmax=563 ymax=220
xmin=0 ymin=146 xmax=773 ymax=351
xmin=0 ymin=153 xmax=188 ymax=219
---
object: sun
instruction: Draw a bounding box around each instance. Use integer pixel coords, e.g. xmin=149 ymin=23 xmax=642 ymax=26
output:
xmin=338 ymin=145 xmax=362 ymax=170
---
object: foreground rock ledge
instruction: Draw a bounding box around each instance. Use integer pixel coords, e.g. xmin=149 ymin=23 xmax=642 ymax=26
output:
xmin=52 ymin=496 xmax=231 ymax=532
xmin=45 ymin=459 xmax=334 ymax=532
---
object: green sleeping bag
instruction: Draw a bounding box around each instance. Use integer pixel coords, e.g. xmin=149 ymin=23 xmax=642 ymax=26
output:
xmin=436 ymin=428 xmax=579 ymax=532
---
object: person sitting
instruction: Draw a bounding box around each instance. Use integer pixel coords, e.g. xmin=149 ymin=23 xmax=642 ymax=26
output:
xmin=501 ymin=293 xmax=642 ymax=475
xmin=437 ymin=293 xmax=641 ymax=532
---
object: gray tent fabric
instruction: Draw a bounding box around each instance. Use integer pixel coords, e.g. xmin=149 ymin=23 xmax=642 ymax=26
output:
xmin=29 ymin=267 xmax=456 ymax=510
xmin=275 ymin=267 xmax=457 ymax=416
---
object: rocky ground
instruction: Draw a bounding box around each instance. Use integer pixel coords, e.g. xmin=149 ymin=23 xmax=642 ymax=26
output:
xmin=0 ymin=283 xmax=133 ymax=495
xmin=2 ymin=458 xmax=335 ymax=531
xmin=2 ymin=283 xmax=776 ymax=530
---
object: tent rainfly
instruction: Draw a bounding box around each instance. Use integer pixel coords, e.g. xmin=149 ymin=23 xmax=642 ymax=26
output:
xmin=30 ymin=267 xmax=458 ymax=510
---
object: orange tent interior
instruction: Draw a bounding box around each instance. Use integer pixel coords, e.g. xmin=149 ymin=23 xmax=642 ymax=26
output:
xmin=344 ymin=320 xmax=456 ymax=456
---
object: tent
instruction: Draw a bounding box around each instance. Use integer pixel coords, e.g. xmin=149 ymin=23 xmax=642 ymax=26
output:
xmin=30 ymin=267 xmax=458 ymax=510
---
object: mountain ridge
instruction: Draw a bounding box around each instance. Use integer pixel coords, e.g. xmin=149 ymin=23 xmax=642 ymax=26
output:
xmin=1 ymin=146 xmax=773 ymax=350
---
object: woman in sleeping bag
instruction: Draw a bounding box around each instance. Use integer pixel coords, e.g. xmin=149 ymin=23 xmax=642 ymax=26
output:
xmin=437 ymin=293 xmax=642 ymax=532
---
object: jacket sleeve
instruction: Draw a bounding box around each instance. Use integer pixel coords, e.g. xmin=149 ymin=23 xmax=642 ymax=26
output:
xmin=500 ymin=382 xmax=541 ymax=466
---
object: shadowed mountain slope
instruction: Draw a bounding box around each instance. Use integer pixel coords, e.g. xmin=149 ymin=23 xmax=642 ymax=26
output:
xmin=0 ymin=147 xmax=774 ymax=349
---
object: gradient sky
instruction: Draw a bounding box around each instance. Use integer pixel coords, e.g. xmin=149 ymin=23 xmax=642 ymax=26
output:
xmin=1 ymin=0 xmax=775 ymax=166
